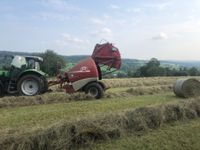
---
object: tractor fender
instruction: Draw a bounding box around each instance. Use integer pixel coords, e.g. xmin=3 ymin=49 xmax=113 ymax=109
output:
xmin=17 ymin=69 xmax=47 ymax=80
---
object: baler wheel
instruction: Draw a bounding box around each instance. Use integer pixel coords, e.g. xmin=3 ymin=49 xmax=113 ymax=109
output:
xmin=85 ymin=82 xmax=104 ymax=99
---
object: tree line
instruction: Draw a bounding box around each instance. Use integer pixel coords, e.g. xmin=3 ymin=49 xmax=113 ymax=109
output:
xmin=38 ymin=51 xmax=200 ymax=78
xmin=124 ymin=58 xmax=200 ymax=78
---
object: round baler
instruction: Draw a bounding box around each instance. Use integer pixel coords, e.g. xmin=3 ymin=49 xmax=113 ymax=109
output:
xmin=49 ymin=42 xmax=121 ymax=99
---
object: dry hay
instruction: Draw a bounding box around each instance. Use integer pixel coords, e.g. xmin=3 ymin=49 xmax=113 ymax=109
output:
xmin=125 ymin=85 xmax=172 ymax=96
xmin=103 ymin=77 xmax=181 ymax=88
xmin=1 ymin=99 xmax=200 ymax=150
xmin=0 ymin=92 xmax=94 ymax=108
xmin=173 ymin=78 xmax=200 ymax=98
xmin=0 ymin=85 xmax=173 ymax=109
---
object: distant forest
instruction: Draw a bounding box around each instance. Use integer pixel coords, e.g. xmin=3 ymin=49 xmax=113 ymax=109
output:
xmin=1 ymin=50 xmax=200 ymax=77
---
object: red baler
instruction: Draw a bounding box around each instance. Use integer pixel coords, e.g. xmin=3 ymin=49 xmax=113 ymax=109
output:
xmin=49 ymin=42 xmax=121 ymax=99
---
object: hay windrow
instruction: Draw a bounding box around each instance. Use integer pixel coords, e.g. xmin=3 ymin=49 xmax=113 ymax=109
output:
xmin=0 ymin=92 xmax=94 ymax=109
xmin=1 ymin=99 xmax=200 ymax=150
xmin=0 ymin=85 xmax=172 ymax=109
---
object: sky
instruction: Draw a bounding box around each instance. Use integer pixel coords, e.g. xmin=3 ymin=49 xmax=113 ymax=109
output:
xmin=0 ymin=0 xmax=200 ymax=60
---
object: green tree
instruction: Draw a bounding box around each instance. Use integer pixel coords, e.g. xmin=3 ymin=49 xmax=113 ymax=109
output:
xmin=39 ymin=50 xmax=66 ymax=76
xmin=136 ymin=58 xmax=166 ymax=77
xmin=188 ymin=67 xmax=199 ymax=76
xmin=147 ymin=58 xmax=160 ymax=68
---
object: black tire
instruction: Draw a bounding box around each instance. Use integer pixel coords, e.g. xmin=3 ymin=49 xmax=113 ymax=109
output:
xmin=84 ymin=82 xmax=104 ymax=99
xmin=17 ymin=75 xmax=42 ymax=96
xmin=40 ymin=77 xmax=48 ymax=94
xmin=0 ymin=85 xmax=4 ymax=97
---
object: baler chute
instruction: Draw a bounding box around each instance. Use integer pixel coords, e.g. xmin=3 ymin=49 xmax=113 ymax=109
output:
xmin=48 ymin=42 xmax=121 ymax=99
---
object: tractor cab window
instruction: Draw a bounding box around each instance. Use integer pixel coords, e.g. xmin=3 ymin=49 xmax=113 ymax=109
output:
xmin=35 ymin=62 xmax=40 ymax=71
xmin=11 ymin=56 xmax=27 ymax=69
xmin=27 ymin=59 xmax=35 ymax=69
xmin=27 ymin=59 xmax=41 ymax=70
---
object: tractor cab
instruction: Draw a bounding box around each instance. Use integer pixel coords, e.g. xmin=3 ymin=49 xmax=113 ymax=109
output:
xmin=11 ymin=56 xmax=43 ymax=71
xmin=9 ymin=56 xmax=44 ymax=80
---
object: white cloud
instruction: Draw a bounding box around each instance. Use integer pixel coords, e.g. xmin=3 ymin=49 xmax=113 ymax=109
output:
xmin=91 ymin=18 xmax=105 ymax=26
xmin=56 ymin=33 xmax=89 ymax=46
xmin=163 ymin=19 xmax=200 ymax=35
xmin=41 ymin=0 xmax=82 ymax=12
xmin=126 ymin=8 xmax=142 ymax=13
xmin=110 ymin=4 xmax=120 ymax=10
xmin=146 ymin=2 xmax=173 ymax=10
xmin=36 ymin=12 xmax=69 ymax=21
xmin=91 ymin=27 xmax=113 ymax=40
xmin=152 ymin=32 xmax=168 ymax=40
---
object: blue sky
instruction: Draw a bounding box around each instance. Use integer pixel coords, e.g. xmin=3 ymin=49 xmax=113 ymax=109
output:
xmin=0 ymin=0 xmax=200 ymax=60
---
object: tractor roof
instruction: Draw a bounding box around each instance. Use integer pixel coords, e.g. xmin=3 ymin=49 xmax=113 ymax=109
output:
xmin=3 ymin=55 xmax=43 ymax=62
xmin=24 ymin=56 xmax=43 ymax=62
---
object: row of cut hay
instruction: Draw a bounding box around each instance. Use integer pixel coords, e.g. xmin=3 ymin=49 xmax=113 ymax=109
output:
xmin=105 ymin=85 xmax=172 ymax=98
xmin=104 ymin=77 xmax=200 ymax=88
xmin=0 ymin=92 xmax=93 ymax=108
xmin=125 ymin=85 xmax=172 ymax=95
xmin=1 ymin=99 xmax=200 ymax=150
xmin=103 ymin=77 xmax=179 ymax=88
xmin=0 ymin=85 xmax=172 ymax=109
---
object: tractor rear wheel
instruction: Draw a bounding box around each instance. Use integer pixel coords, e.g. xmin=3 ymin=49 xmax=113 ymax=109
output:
xmin=40 ymin=77 xmax=48 ymax=94
xmin=17 ymin=75 xmax=42 ymax=96
xmin=85 ymin=82 xmax=104 ymax=99
xmin=0 ymin=85 xmax=4 ymax=97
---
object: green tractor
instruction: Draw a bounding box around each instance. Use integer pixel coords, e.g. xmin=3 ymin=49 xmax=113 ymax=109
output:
xmin=0 ymin=55 xmax=48 ymax=97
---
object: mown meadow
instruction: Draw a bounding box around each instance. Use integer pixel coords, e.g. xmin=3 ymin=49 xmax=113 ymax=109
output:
xmin=0 ymin=77 xmax=200 ymax=150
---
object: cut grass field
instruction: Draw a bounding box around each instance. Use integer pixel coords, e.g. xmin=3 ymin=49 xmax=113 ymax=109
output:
xmin=87 ymin=119 xmax=200 ymax=150
xmin=1 ymin=77 xmax=200 ymax=149
xmin=0 ymin=93 xmax=178 ymax=137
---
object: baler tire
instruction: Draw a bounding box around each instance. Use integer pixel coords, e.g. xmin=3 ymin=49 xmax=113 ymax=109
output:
xmin=17 ymin=75 xmax=42 ymax=96
xmin=85 ymin=82 xmax=104 ymax=99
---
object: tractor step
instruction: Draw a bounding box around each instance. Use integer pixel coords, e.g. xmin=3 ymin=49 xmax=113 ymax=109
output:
xmin=7 ymin=80 xmax=17 ymax=93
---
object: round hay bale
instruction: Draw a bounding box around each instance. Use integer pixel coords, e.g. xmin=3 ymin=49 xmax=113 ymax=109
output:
xmin=173 ymin=78 xmax=200 ymax=98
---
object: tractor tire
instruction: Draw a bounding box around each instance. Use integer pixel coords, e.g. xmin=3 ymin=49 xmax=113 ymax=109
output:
xmin=0 ymin=85 xmax=4 ymax=97
xmin=85 ymin=82 xmax=104 ymax=99
xmin=17 ymin=75 xmax=42 ymax=96
xmin=40 ymin=77 xmax=48 ymax=94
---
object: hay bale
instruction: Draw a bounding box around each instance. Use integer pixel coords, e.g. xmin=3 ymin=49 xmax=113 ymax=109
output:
xmin=173 ymin=78 xmax=200 ymax=98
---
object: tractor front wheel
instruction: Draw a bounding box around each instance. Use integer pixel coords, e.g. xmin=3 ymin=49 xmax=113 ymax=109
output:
xmin=85 ymin=82 xmax=104 ymax=99
xmin=17 ymin=75 xmax=42 ymax=96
